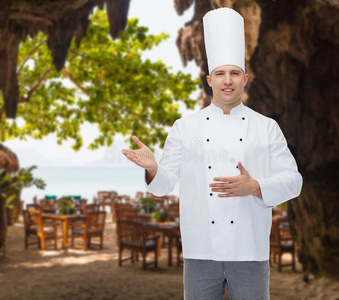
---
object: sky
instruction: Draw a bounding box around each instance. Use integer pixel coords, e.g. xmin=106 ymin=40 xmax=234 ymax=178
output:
xmin=4 ymin=0 xmax=201 ymax=168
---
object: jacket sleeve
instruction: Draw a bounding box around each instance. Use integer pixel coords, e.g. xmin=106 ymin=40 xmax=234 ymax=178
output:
xmin=257 ymin=120 xmax=303 ymax=207
xmin=145 ymin=120 xmax=182 ymax=196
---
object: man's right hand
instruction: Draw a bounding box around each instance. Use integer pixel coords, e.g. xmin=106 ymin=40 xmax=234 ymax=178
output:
xmin=122 ymin=136 xmax=158 ymax=184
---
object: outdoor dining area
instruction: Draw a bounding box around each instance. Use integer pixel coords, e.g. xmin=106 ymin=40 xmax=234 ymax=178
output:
xmin=1 ymin=192 xmax=336 ymax=300
xmin=5 ymin=188 xmax=337 ymax=300
xmin=22 ymin=191 xmax=182 ymax=269
xmin=21 ymin=190 xmax=297 ymax=272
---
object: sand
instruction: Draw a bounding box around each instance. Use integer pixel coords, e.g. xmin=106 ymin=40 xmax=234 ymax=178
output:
xmin=0 ymin=214 xmax=338 ymax=300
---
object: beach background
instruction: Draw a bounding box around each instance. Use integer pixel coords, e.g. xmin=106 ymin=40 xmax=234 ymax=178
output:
xmin=21 ymin=166 xmax=180 ymax=206
xmin=1 ymin=1 xmax=338 ymax=299
xmin=8 ymin=0 xmax=193 ymax=207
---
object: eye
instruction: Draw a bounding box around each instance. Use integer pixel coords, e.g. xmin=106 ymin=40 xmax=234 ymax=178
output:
xmin=232 ymin=72 xmax=240 ymax=76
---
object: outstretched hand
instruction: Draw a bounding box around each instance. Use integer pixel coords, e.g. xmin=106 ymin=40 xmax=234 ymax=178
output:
xmin=122 ymin=136 xmax=157 ymax=171
xmin=209 ymin=162 xmax=262 ymax=199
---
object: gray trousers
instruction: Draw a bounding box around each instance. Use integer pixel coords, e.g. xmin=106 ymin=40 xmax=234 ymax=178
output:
xmin=184 ymin=259 xmax=270 ymax=300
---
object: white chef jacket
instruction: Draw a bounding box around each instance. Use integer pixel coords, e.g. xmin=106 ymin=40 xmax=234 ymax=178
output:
xmin=146 ymin=102 xmax=302 ymax=261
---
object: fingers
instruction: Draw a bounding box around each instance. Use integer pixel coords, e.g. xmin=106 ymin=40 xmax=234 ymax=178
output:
xmin=209 ymin=183 xmax=236 ymax=187
xmin=238 ymin=161 xmax=248 ymax=175
xmin=122 ymin=150 xmax=144 ymax=168
xmin=211 ymin=187 xmax=233 ymax=192
xmin=131 ymin=135 xmax=145 ymax=149
xmin=210 ymin=185 xmax=236 ymax=193
xmin=121 ymin=149 xmax=135 ymax=158
xmin=122 ymin=149 xmax=137 ymax=161
xmin=218 ymin=193 xmax=235 ymax=198
xmin=121 ymin=135 xmax=146 ymax=162
xmin=213 ymin=177 xmax=234 ymax=182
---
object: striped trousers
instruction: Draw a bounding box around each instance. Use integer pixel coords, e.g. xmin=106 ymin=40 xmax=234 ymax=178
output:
xmin=184 ymin=259 xmax=270 ymax=300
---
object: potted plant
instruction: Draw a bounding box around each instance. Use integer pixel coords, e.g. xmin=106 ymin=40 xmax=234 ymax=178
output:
xmin=57 ymin=197 xmax=77 ymax=215
xmin=139 ymin=197 xmax=156 ymax=214
xmin=5 ymin=166 xmax=46 ymax=225
xmin=151 ymin=208 xmax=175 ymax=223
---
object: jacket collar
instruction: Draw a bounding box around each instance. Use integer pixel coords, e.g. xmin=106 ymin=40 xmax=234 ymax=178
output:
xmin=210 ymin=101 xmax=245 ymax=115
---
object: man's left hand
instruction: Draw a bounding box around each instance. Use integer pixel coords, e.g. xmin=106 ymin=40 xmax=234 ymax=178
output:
xmin=209 ymin=162 xmax=262 ymax=199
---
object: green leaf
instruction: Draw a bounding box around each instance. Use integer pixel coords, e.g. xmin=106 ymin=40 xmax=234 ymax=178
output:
xmin=0 ymin=9 xmax=199 ymax=150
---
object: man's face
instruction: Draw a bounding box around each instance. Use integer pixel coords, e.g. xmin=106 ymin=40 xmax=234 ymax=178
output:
xmin=206 ymin=65 xmax=249 ymax=109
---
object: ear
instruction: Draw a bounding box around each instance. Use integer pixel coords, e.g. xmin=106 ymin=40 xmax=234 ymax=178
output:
xmin=206 ymin=75 xmax=212 ymax=87
xmin=244 ymin=74 xmax=249 ymax=87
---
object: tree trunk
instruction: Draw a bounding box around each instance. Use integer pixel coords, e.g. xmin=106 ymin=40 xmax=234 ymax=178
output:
xmin=288 ymin=163 xmax=339 ymax=276
xmin=248 ymin=0 xmax=339 ymax=277
xmin=174 ymin=0 xmax=339 ymax=277
xmin=6 ymin=194 xmax=21 ymax=225
xmin=0 ymin=199 xmax=8 ymax=251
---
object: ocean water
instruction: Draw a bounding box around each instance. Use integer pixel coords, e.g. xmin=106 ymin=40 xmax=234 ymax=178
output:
xmin=21 ymin=166 xmax=179 ymax=204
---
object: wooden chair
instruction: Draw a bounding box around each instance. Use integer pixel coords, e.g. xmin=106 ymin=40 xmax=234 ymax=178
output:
xmin=115 ymin=207 xmax=138 ymax=221
xmin=114 ymin=207 xmax=139 ymax=246
xmin=167 ymin=195 xmax=179 ymax=202
xmin=27 ymin=209 xmax=58 ymax=250
xmin=72 ymin=203 xmax=100 ymax=226
xmin=23 ymin=210 xmax=39 ymax=249
xmin=153 ymin=198 xmax=166 ymax=210
xmin=167 ymin=202 xmax=180 ymax=218
xmin=83 ymin=203 xmax=100 ymax=215
xmin=145 ymin=192 xmax=153 ymax=198
xmin=97 ymin=191 xmax=115 ymax=211
xmin=26 ymin=203 xmax=43 ymax=211
xmin=112 ymin=203 xmax=133 ymax=223
xmin=117 ymin=220 xmax=160 ymax=269
xmin=270 ymin=220 xmax=296 ymax=272
xmin=115 ymin=195 xmax=131 ymax=204
xmin=39 ymin=198 xmax=55 ymax=206
xmin=135 ymin=191 xmax=144 ymax=201
xmin=74 ymin=198 xmax=88 ymax=214
xmin=70 ymin=211 xmax=106 ymax=251
xmin=38 ymin=199 xmax=57 ymax=213
xmin=27 ymin=204 xmax=58 ymax=225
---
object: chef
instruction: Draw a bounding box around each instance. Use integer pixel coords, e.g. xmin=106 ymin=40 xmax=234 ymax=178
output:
xmin=122 ymin=7 xmax=302 ymax=300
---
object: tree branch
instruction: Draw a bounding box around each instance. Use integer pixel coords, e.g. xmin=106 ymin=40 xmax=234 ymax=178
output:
xmin=17 ymin=41 xmax=46 ymax=75
xmin=18 ymin=68 xmax=53 ymax=104
xmin=1 ymin=68 xmax=52 ymax=119
xmin=62 ymin=68 xmax=90 ymax=96
xmin=62 ymin=68 xmax=152 ymax=124
xmin=100 ymin=100 xmax=152 ymax=123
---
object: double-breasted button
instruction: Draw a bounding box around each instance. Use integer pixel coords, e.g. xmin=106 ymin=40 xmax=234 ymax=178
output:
xmin=236 ymin=165 xmax=239 ymax=169
xmin=208 ymin=166 xmax=211 ymax=169
xmin=230 ymin=221 xmax=234 ymax=224
xmin=206 ymin=117 xmax=209 ymax=120
xmin=210 ymin=193 xmax=213 ymax=196
xmin=242 ymin=117 xmax=245 ymax=120
xmin=211 ymin=221 xmax=215 ymax=224
xmin=240 ymin=138 xmax=243 ymax=141
xmin=207 ymin=139 xmax=210 ymax=142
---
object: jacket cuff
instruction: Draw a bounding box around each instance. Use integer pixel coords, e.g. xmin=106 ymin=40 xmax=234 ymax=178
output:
xmin=257 ymin=177 xmax=283 ymax=207
xmin=144 ymin=165 xmax=169 ymax=196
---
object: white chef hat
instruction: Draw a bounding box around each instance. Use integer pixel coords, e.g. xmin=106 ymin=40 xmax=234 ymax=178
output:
xmin=203 ymin=7 xmax=245 ymax=74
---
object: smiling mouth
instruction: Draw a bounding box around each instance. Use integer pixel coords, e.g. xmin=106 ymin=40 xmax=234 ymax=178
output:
xmin=222 ymin=88 xmax=234 ymax=93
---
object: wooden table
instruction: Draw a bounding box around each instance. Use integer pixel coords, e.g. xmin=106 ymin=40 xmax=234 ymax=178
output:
xmin=145 ymin=222 xmax=180 ymax=267
xmin=137 ymin=213 xmax=152 ymax=223
xmin=42 ymin=214 xmax=87 ymax=249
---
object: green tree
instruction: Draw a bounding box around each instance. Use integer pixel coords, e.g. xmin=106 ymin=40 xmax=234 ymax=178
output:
xmin=0 ymin=10 xmax=199 ymax=150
